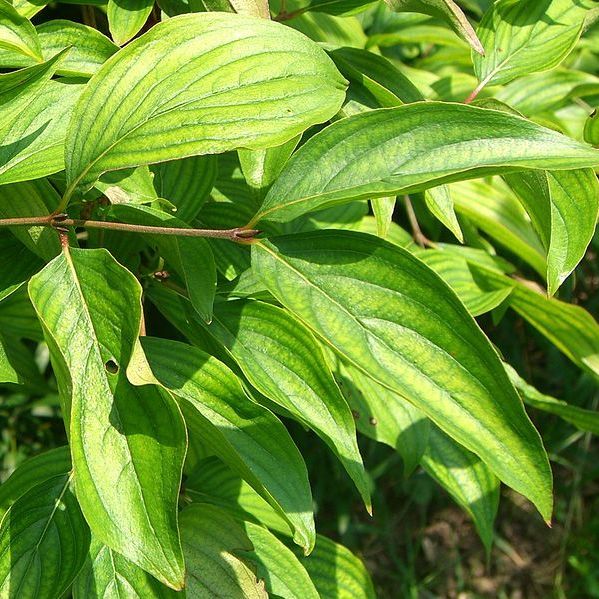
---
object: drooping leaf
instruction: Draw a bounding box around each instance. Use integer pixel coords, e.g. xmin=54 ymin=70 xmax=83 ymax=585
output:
xmin=422 ymin=185 xmax=463 ymax=241
xmin=421 ymin=427 xmax=499 ymax=553
xmin=0 ymin=473 xmax=91 ymax=599
xmin=241 ymin=521 xmax=320 ymax=599
xmin=252 ymin=231 xmax=553 ymax=520
xmin=0 ymin=334 xmax=44 ymax=390
xmin=252 ymin=103 xmax=599 ymax=224
xmin=334 ymin=360 xmax=430 ymax=475
xmin=202 ymin=299 xmax=370 ymax=510
xmin=0 ymin=231 xmax=43 ymax=301
xmin=504 ymin=169 xmax=599 ymax=295
xmin=129 ymin=335 xmax=316 ymax=553
xmin=151 ymin=155 xmax=217 ymax=223
xmin=506 ymin=364 xmax=599 ymax=436
xmin=110 ymin=204 xmax=217 ymax=323
xmin=0 ymin=52 xmax=83 ymax=185
xmin=28 ymin=248 xmax=187 ymax=589
xmin=473 ymin=0 xmax=593 ymax=87
xmin=179 ymin=503 xmax=268 ymax=598
xmin=294 ymin=535 xmax=376 ymax=599
xmin=72 ymin=537 xmax=178 ymax=599
xmin=108 ymin=0 xmax=154 ymax=46
xmin=385 ymin=0 xmax=484 ymax=54
xmin=371 ymin=196 xmax=395 ymax=238
xmin=471 ymin=264 xmax=599 ymax=378
xmin=0 ymin=0 xmax=41 ymax=60
xmin=64 ymin=13 xmax=347 ymax=198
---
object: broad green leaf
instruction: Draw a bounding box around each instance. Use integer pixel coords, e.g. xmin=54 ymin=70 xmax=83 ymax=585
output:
xmin=0 ymin=179 xmax=62 ymax=260
xmin=0 ymin=52 xmax=83 ymax=185
xmin=64 ymin=13 xmax=347 ymax=197
xmin=151 ymin=155 xmax=217 ymax=223
xmin=203 ymin=299 xmax=370 ymax=509
xmin=252 ymin=231 xmax=553 ymax=520
xmin=504 ymin=169 xmax=599 ymax=295
xmin=185 ymin=457 xmax=294 ymax=538
xmin=28 ymin=248 xmax=186 ymax=589
xmin=108 ymin=0 xmax=154 ymax=46
xmin=241 ymin=521 xmax=320 ymax=599
xmin=474 ymin=0 xmax=593 ymax=87
xmin=0 ymin=285 xmax=42 ymax=341
xmin=295 ymin=535 xmax=376 ymax=599
xmin=371 ymin=196 xmax=395 ymax=238
xmin=73 ymin=537 xmax=178 ymax=599
xmin=180 ymin=503 xmax=268 ymax=598
xmin=416 ymin=248 xmax=513 ymax=316
xmin=0 ymin=0 xmax=41 ymax=60
xmin=110 ymin=204 xmax=217 ymax=322
xmin=334 ymin=360 xmax=430 ymax=475
xmin=451 ymin=178 xmax=547 ymax=277
xmin=130 ymin=336 xmax=316 ymax=552
xmin=584 ymin=107 xmax=599 ymax=146
xmin=0 ymin=473 xmax=90 ymax=599
xmin=252 ymin=103 xmax=599 ymax=224
xmin=0 ymin=447 xmax=70 ymax=523
xmin=0 ymin=21 xmax=119 ymax=77
xmin=506 ymin=364 xmax=599 ymax=436
xmin=385 ymin=0 xmax=484 ymax=54
xmin=470 ymin=264 xmax=599 ymax=378
xmin=421 ymin=427 xmax=499 ymax=553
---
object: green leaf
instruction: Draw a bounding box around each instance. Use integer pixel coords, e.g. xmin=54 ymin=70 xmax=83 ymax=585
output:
xmin=334 ymin=360 xmax=430 ymax=475
xmin=584 ymin=107 xmax=599 ymax=146
xmin=72 ymin=537 xmax=178 ymax=599
xmin=252 ymin=231 xmax=553 ymax=520
xmin=416 ymin=247 xmax=513 ymax=316
xmin=422 ymin=185 xmax=463 ymax=242
xmin=504 ymin=169 xmax=599 ymax=295
xmin=421 ymin=427 xmax=499 ymax=553
xmin=371 ymin=196 xmax=395 ymax=238
xmin=151 ymin=155 xmax=217 ymax=223
xmin=0 ymin=20 xmax=119 ymax=77
xmin=0 ymin=53 xmax=83 ymax=185
xmin=451 ymin=178 xmax=547 ymax=277
xmin=0 ymin=179 xmax=62 ymax=260
xmin=300 ymin=0 xmax=376 ymax=16
xmin=203 ymin=299 xmax=370 ymax=510
xmin=385 ymin=0 xmax=484 ymax=54
xmin=110 ymin=204 xmax=217 ymax=322
xmin=470 ymin=264 xmax=599 ymax=378
xmin=0 ymin=446 xmax=71 ymax=522
xmin=108 ymin=0 xmax=154 ymax=46
xmin=473 ymin=0 xmax=593 ymax=87
xmin=0 ymin=231 xmax=43 ymax=301
xmin=253 ymin=103 xmax=599 ymax=224
xmin=241 ymin=521 xmax=320 ymax=599
xmin=28 ymin=248 xmax=186 ymax=589
xmin=179 ymin=503 xmax=268 ymax=598
xmin=328 ymin=46 xmax=424 ymax=106
xmin=506 ymin=364 xmax=599 ymax=436
xmin=185 ymin=457 xmax=294 ymax=538
xmin=130 ymin=335 xmax=316 ymax=553
xmin=0 ymin=0 xmax=41 ymax=60
xmin=0 ymin=334 xmax=44 ymax=389
xmin=0 ymin=473 xmax=91 ymax=599
xmin=229 ymin=0 xmax=270 ymax=18
xmin=65 ymin=13 xmax=347 ymax=197
xmin=295 ymin=535 xmax=376 ymax=599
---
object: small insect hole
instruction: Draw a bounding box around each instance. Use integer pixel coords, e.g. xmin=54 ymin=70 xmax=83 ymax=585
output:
xmin=105 ymin=359 xmax=119 ymax=374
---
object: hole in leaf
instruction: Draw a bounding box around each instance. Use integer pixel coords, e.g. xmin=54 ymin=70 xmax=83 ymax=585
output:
xmin=105 ymin=359 xmax=119 ymax=374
